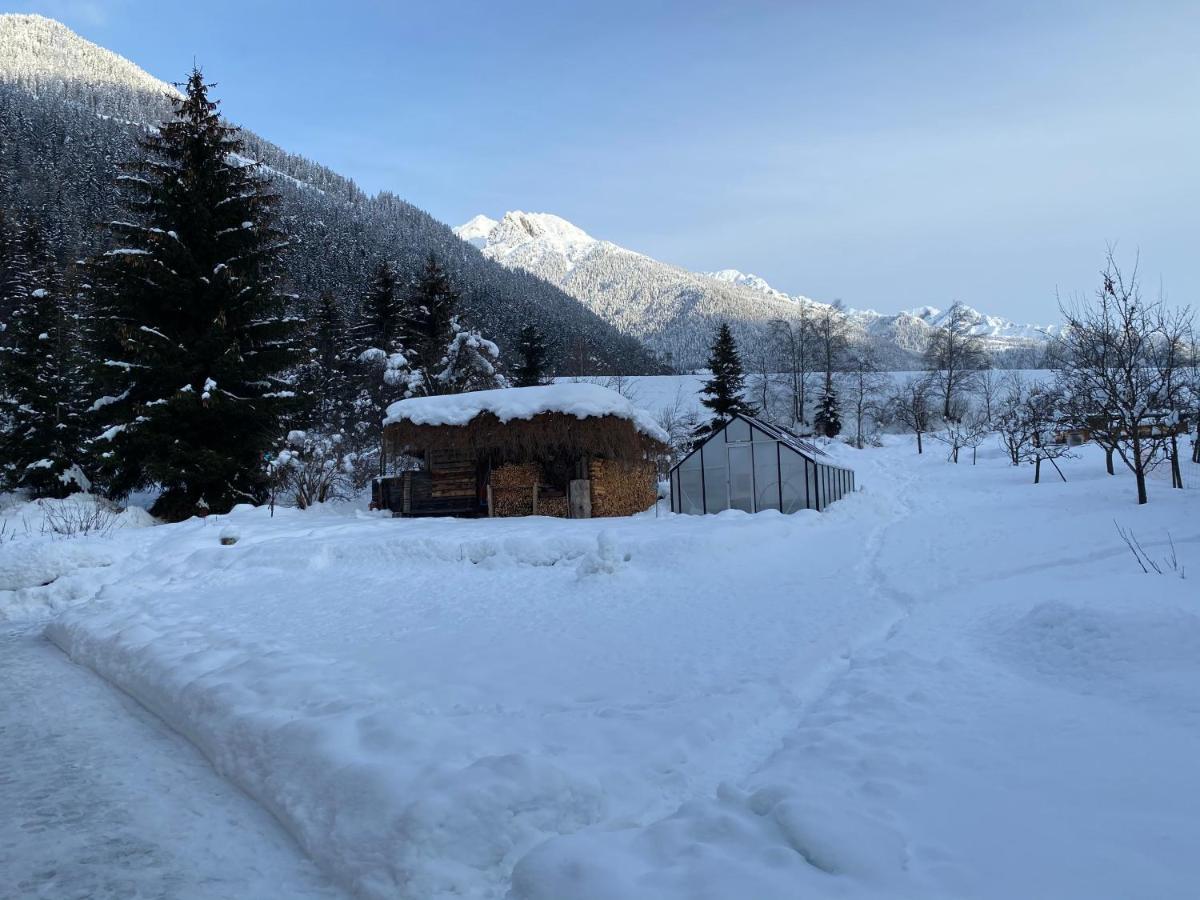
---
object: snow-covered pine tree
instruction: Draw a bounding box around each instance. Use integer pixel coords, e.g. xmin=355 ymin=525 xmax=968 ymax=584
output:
xmin=405 ymin=253 xmax=459 ymax=377
xmin=351 ymin=261 xmax=413 ymax=466
xmin=814 ymin=382 xmax=842 ymax=438
xmin=697 ymin=322 xmax=755 ymax=436
xmin=355 ymin=261 xmax=408 ymax=359
xmin=300 ymin=291 xmax=355 ymax=435
xmin=0 ymin=221 xmax=90 ymax=496
xmin=87 ymin=69 xmax=299 ymax=520
xmin=513 ymin=324 xmax=549 ymax=387
xmin=433 ymin=319 xmax=508 ymax=394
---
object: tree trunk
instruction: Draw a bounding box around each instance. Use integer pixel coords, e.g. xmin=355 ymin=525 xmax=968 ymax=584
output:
xmin=1034 ymin=457 xmax=1041 ymax=484
xmin=1132 ymin=437 xmax=1148 ymax=504
xmin=916 ymin=430 xmax=923 ymax=454
xmin=1105 ymin=446 xmax=1114 ymax=475
xmin=1170 ymin=435 xmax=1182 ymax=489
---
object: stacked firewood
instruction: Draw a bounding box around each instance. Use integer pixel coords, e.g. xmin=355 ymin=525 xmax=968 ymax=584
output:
xmin=588 ymin=459 xmax=657 ymax=517
xmin=490 ymin=463 xmax=538 ymax=517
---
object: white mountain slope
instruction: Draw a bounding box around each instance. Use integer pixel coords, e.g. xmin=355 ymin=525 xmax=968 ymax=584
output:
xmin=0 ymin=14 xmax=174 ymax=99
xmin=458 ymin=212 xmax=1056 ymax=369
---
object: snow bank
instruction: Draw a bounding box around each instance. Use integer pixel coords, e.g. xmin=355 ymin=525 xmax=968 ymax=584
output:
xmin=0 ymin=494 xmax=156 ymax=622
xmin=383 ymin=382 xmax=669 ymax=443
xmin=47 ymin=609 xmax=607 ymax=899
xmin=0 ymin=541 xmax=118 ymax=622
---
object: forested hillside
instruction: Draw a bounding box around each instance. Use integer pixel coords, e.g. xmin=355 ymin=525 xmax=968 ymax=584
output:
xmin=0 ymin=15 xmax=657 ymax=374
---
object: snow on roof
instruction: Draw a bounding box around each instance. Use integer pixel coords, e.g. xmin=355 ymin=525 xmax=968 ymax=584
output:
xmin=384 ymin=383 xmax=669 ymax=444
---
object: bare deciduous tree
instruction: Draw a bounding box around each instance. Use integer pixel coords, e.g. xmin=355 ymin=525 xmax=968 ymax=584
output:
xmin=842 ymin=343 xmax=887 ymax=449
xmin=924 ymin=301 xmax=989 ymax=420
xmin=888 ymin=375 xmax=936 ymax=454
xmin=1019 ymin=386 xmax=1074 ymax=483
xmin=813 ymin=300 xmax=850 ymax=400
xmin=746 ymin=325 xmax=786 ymax=423
xmin=977 ymin=367 xmax=1002 ymax=426
xmin=931 ymin=398 xmax=990 ymax=463
xmin=995 ymin=373 xmax=1034 ymax=466
xmin=654 ymin=386 xmax=703 ymax=476
xmin=1053 ymin=250 xmax=1194 ymax=504
xmin=770 ymin=311 xmax=815 ymax=427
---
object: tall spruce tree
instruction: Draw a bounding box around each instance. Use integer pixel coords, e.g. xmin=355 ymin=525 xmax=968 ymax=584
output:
xmin=300 ymin=291 xmax=354 ymax=435
xmin=0 ymin=222 xmax=89 ymax=496
xmin=87 ymin=69 xmax=299 ymax=520
xmin=697 ymin=322 xmax=755 ymax=435
xmin=355 ymin=261 xmax=407 ymax=357
xmin=406 ymin=253 xmax=459 ymax=379
xmin=813 ymin=382 xmax=842 ymax=438
xmin=351 ymin=261 xmax=412 ymax=463
xmin=513 ymin=324 xmax=549 ymax=387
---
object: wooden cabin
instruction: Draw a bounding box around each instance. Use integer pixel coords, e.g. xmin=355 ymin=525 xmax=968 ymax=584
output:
xmin=374 ymin=384 xmax=668 ymax=518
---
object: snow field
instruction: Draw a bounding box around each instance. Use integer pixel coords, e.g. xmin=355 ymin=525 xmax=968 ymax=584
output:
xmin=15 ymin=434 xmax=1200 ymax=899
xmin=43 ymin=444 xmax=907 ymax=899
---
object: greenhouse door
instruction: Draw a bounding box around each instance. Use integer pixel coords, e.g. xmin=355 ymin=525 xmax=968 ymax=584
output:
xmin=727 ymin=444 xmax=755 ymax=512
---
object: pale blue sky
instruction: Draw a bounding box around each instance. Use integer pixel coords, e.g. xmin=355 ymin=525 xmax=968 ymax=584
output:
xmin=18 ymin=0 xmax=1200 ymax=321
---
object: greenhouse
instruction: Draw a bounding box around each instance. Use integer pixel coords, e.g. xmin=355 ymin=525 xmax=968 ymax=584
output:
xmin=669 ymin=413 xmax=856 ymax=515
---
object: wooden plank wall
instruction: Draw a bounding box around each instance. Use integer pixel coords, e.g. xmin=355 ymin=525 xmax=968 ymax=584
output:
xmin=428 ymin=449 xmax=476 ymax=499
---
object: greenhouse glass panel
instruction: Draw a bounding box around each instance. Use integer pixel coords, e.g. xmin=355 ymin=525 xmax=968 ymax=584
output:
xmin=780 ymin=448 xmax=808 ymax=513
xmin=725 ymin=418 xmax=751 ymax=442
xmin=702 ymin=445 xmax=729 ymax=513
xmin=806 ymin=459 xmax=818 ymax=510
xmin=678 ymin=453 xmax=704 ymax=514
xmin=753 ymin=443 xmax=780 ymax=511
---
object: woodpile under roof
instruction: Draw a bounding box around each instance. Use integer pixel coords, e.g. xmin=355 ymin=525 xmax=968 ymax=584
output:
xmin=383 ymin=384 xmax=668 ymax=464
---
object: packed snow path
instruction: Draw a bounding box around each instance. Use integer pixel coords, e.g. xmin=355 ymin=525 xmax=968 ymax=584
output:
xmin=0 ymin=625 xmax=345 ymax=900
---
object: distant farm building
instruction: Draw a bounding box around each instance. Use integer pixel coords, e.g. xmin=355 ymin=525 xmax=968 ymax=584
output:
xmin=1053 ymin=412 xmax=1190 ymax=447
xmin=376 ymin=384 xmax=668 ymax=518
xmin=670 ymin=414 xmax=855 ymax=515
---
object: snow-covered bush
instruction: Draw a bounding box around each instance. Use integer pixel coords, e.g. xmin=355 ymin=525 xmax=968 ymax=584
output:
xmin=269 ymin=430 xmax=357 ymax=509
xmin=433 ymin=320 xmax=508 ymax=394
xmin=37 ymin=496 xmax=117 ymax=538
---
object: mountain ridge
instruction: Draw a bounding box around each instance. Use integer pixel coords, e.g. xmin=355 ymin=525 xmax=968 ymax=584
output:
xmin=457 ymin=211 xmax=1055 ymax=369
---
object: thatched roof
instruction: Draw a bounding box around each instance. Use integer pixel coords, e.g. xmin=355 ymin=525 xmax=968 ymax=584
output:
xmin=383 ymin=384 xmax=668 ymax=463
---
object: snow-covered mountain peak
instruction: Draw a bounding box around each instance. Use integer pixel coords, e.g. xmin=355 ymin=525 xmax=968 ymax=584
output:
xmin=454 ymin=214 xmax=499 ymax=248
xmin=702 ymin=268 xmax=821 ymax=306
xmin=907 ymin=303 xmax=1060 ymax=341
xmin=706 ymin=269 xmax=778 ymax=295
xmin=457 ymin=211 xmax=607 ymax=275
xmin=0 ymin=13 xmax=177 ymax=100
xmin=487 ymin=211 xmax=596 ymax=252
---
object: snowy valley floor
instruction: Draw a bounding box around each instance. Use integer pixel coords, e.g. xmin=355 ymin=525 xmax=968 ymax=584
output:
xmin=2 ymin=437 xmax=1198 ymax=899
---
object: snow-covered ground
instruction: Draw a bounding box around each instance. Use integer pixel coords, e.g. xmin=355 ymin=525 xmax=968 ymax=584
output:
xmin=4 ymin=436 xmax=1198 ymax=899
xmin=0 ymin=624 xmax=344 ymax=900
